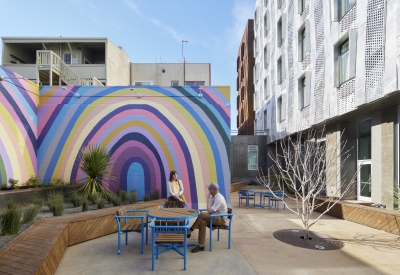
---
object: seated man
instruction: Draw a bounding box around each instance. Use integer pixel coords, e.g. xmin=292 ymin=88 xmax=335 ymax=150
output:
xmin=188 ymin=182 xmax=227 ymax=252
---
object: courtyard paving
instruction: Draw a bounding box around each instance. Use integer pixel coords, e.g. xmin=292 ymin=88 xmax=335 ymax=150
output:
xmin=55 ymin=189 xmax=400 ymax=275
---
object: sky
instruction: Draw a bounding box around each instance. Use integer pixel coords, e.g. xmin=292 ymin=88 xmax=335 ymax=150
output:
xmin=0 ymin=0 xmax=255 ymax=134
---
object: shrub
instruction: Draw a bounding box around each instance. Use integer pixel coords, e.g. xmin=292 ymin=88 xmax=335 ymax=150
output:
xmin=49 ymin=200 xmax=64 ymax=216
xmin=89 ymin=192 xmax=101 ymax=204
xmin=22 ymin=205 xmax=41 ymax=224
xmin=8 ymin=178 xmax=19 ymax=189
xmin=127 ymin=190 xmax=137 ymax=204
xmin=144 ymin=193 xmax=150 ymax=202
xmin=50 ymin=178 xmax=65 ymax=186
xmin=117 ymin=189 xmax=127 ymax=203
xmin=26 ymin=175 xmax=39 ymax=188
xmin=97 ymin=198 xmax=106 ymax=209
xmin=6 ymin=199 xmax=17 ymax=210
xmin=152 ymin=189 xmax=160 ymax=200
xmin=32 ymin=196 xmax=44 ymax=208
xmin=46 ymin=191 xmax=64 ymax=206
xmin=69 ymin=191 xmax=84 ymax=207
xmin=82 ymin=199 xmax=89 ymax=212
xmin=109 ymin=193 xmax=122 ymax=206
xmin=1 ymin=182 xmax=7 ymax=190
xmin=46 ymin=191 xmax=64 ymax=216
xmin=1 ymin=207 xmax=22 ymax=235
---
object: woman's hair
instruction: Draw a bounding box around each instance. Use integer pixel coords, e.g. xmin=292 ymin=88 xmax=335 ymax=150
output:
xmin=169 ymin=170 xmax=178 ymax=182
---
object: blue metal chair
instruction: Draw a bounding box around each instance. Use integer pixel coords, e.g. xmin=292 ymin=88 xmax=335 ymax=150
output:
xmin=149 ymin=218 xmax=190 ymax=270
xmin=267 ymin=191 xmax=287 ymax=211
xmin=115 ymin=208 xmax=149 ymax=255
xmin=238 ymin=188 xmax=255 ymax=208
xmin=199 ymin=208 xmax=234 ymax=251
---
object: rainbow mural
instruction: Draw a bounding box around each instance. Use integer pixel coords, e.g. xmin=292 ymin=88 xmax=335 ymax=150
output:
xmin=37 ymin=85 xmax=231 ymax=209
xmin=0 ymin=66 xmax=39 ymax=185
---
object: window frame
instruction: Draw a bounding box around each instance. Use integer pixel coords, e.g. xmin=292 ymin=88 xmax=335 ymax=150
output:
xmin=171 ymin=80 xmax=179 ymax=86
xmin=248 ymin=145 xmax=259 ymax=170
xmin=184 ymin=81 xmax=205 ymax=86
xmin=64 ymin=52 xmax=72 ymax=64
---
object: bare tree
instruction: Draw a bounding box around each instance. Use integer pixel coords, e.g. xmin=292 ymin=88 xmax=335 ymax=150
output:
xmin=257 ymin=128 xmax=359 ymax=240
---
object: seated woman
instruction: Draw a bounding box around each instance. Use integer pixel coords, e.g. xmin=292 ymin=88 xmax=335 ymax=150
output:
xmin=167 ymin=170 xmax=186 ymax=204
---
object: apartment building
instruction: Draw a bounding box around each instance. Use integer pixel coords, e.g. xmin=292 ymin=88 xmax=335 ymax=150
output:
xmin=131 ymin=63 xmax=211 ymax=86
xmin=250 ymin=0 xmax=400 ymax=208
xmin=1 ymin=37 xmax=131 ymax=86
xmin=236 ymin=20 xmax=255 ymax=135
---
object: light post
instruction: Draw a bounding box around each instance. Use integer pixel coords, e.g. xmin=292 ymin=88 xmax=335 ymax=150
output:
xmin=182 ymin=40 xmax=189 ymax=85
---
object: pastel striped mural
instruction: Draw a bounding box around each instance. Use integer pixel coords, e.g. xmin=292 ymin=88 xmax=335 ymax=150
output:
xmin=38 ymin=85 xmax=230 ymax=209
xmin=0 ymin=65 xmax=39 ymax=185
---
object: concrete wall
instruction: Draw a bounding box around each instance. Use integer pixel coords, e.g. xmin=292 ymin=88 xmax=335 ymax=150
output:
xmin=231 ymin=135 xmax=268 ymax=183
xmin=131 ymin=63 xmax=211 ymax=86
xmin=371 ymin=107 xmax=396 ymax=209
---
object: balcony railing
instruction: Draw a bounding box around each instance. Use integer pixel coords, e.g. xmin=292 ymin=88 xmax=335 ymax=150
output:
xmin=81 ymin=76 xmax=104 ymax=86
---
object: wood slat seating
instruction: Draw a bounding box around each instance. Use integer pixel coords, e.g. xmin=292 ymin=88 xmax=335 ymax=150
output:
xmin=238 ymin=188 xmax=255 ymax=208
xmin=199 ymin=208 xmax=234 ymax=251
xmin=149 ymin=218 xmax=190 ymax=270
xmin=115 ymin=207 xmax=149 ymax=255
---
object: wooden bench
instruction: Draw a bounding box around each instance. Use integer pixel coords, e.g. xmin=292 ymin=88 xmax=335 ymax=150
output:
xmin=0 ymin=200 xmax=164 ymax=275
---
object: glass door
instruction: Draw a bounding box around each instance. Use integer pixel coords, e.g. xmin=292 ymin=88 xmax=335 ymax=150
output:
xmin=357 ymin=119 xmax=372 ymax=201
xmin=358 ymin=161 xmax=371 ymax=201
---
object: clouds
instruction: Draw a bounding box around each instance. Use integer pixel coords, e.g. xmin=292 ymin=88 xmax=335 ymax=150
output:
xmin=124 ymin=0 xmax=182 ymax=42
xmin=226 ymin=0 xmax=254 ymax=52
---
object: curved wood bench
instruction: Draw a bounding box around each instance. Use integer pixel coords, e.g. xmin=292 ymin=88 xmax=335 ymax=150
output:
xmin=0 ymin=200 xmax=164 ymax=275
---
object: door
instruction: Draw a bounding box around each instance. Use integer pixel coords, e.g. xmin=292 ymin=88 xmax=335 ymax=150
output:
xmin=358 ymin=161 xmax=371 ymax=201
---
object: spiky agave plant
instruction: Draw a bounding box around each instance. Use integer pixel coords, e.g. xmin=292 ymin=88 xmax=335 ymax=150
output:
xmin=78 ymin=144 xmax=114 ymax=199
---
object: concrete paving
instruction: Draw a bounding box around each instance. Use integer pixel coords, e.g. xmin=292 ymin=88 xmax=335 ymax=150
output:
xmin=55 ymin=190 xmax=400 ymax=275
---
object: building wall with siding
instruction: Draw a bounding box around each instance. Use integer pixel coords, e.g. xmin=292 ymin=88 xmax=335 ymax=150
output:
xmin=106 ymin=40 xmax=131 ymax=86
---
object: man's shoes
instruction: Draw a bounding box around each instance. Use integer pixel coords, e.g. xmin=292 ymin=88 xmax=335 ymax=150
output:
xmin=191 ymin=244 xmax=205 ymax=253
xmin=187 ymin=229 xmax=192 ymax=238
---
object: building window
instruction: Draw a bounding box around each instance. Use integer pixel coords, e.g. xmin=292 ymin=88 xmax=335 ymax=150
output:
xmin=134 ymin=81 xmax=153 ymax=86
xmin=264 ymin=110 xmax=267 ymax=132
xmin=334 ymin=0 xmax=355 ymax=21
xmin=278 ymin=0 xmax=284 ymax=9
xmin=339 ymin=0 xmax=355 ymax=19
xmin=339 ymin=40 xmax=349 ymax=84
xmin=298 ymin=20 xmax=310 ymax=61
xmin=277 ymin=96 xmax=283 ymax=122
xmin=277 ymin=56 xmax=285 ymax=85
xmin=277 ymin=18 xmax=283 ymax=47
xmin=171 ymin=81 xmax=179 ymax=86
xmin=264 ymin=77 xmax=269 ymax=99
xmin=254 ymin=64 xmax=259 ymax=84
xmin=334 ymin=30 xmax=357 ymax=87
xmin=264 ymin=46 xmax=268 ymax=68
xmin=298 ymin=0 xmax=308 ymax=14
xmin=264 ymin=0 xmax=269 ymax=6
xmin=185 ymin=81 xmax=205 ymax=86
xmin=254 ymin=38 xmax=259 ymax=57
xmin=84 ymin=57 xmax=91 ymax=64
xmin=248 ymin=145 xmax=258 ymax=170
xmin=277 ymin=14 xmax=286 ymax=47
xmin=64 ymin=53 xmax=72 ymax=64
xmin=255 ymin=10 xmax=258 ymax=30
xmin=298 ymin=73 xmax=311 ymax=110
xmin=264 ymin=15 xmax=268 ymax=37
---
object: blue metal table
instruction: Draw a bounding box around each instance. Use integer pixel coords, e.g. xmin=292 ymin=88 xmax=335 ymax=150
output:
xmin=252 ymin=190 xmax=274 ymax=209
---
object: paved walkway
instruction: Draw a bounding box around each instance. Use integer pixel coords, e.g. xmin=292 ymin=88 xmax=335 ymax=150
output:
xmin=55 ymin=190 xmax=400 ymax=275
